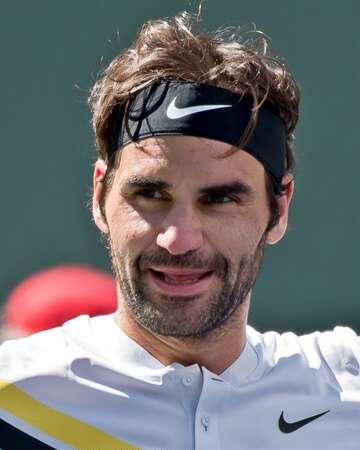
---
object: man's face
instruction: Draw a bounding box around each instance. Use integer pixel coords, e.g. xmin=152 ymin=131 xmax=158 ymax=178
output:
xmin=94 ymin=136 xmax=287 ymax=338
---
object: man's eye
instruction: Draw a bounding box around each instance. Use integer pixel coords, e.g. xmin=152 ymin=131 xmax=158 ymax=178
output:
xmin=136 ymin=190 xmax=167 ymax=200
xmin=202 ymin=195 xmax=236 ymax=205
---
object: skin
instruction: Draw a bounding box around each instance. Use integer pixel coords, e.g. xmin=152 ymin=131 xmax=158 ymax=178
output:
xmin=93 ymin=136 xmax=293 ymax=374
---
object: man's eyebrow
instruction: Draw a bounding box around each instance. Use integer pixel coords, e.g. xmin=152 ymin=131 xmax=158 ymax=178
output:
xmin=198 ymin=181 xmax=255 ymax=198
xmin=121 ymin=176 xmax=171 ymax=191
xmin=121 ymin=177 xmax=254 ymax=197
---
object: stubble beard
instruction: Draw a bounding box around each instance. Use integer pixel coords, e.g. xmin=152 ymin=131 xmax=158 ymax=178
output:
xmin=108 ymin=235 xmax=266 ymax=339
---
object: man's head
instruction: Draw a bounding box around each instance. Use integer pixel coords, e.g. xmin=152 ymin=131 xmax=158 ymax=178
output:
xmin=89 ymin=12 xmax=300 ymax=339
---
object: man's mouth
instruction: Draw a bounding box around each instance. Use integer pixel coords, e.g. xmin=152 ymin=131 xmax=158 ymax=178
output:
xmin=150 ymin=269 xmax=212 ymax=284
xmin=147 ymin=268 xmax=214 ymax=295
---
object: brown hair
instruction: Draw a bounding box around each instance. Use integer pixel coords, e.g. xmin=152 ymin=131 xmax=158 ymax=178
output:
xmin=89 ymin=12 xmax=300 ymax=229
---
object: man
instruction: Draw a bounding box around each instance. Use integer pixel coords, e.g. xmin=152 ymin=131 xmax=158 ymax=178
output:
xmin=0 ymin=12 xmax=359 ymax=450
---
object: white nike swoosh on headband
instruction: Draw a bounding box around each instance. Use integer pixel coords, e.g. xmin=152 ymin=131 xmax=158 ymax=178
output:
xmin=166 ymin=96 xmax=232 ymax=119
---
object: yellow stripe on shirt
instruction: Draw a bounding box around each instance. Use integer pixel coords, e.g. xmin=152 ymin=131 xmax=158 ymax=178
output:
xmin=0 ymin=379 xmax=139 ymax=450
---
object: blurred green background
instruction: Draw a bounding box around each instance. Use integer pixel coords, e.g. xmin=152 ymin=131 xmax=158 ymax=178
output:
xmin=0 ymin=1 xmax=359 ymax=334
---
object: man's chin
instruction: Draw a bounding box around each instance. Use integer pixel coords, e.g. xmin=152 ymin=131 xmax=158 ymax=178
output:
xmin=133 ymin=289 xmax=224 ymax=338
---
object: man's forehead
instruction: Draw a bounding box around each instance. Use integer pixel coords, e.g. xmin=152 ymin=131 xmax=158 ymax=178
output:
xmin=117 ymin=135 xmax=265 ymax=182
xmin=120 ymin=136 xmax=230 ymax=159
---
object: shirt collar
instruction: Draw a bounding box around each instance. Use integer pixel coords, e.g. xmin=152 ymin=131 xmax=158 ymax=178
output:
xmin=64 ymin=314 xmax=261 ymax=386
xmin=219 ymin=333 xmax=260 ymax=387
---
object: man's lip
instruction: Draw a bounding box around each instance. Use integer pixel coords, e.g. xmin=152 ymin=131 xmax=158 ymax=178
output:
xmin=146 ymin=268 xmax=214 ymax=295
xmin=146 ymin=267 xmax=212 ymax=276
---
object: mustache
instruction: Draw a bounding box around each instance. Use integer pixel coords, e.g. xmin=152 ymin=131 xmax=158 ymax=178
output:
xmin=138 ymin=250 xmax=228 ymax=276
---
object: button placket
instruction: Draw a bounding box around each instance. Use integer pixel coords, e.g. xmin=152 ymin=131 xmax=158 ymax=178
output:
xmin=194 ymin=368 xmax=222 ymax=449
xmin=170 ymin=365 xmax=203 ymax=447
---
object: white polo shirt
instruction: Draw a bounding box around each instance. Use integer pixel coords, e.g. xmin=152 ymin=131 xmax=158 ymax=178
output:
xmin=0 ymin=314 xmax=359 ymax=449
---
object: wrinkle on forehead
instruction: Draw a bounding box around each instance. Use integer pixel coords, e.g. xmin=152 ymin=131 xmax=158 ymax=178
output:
xmin=117 ymin=135 xmax=265 ymax=188
xmin=123 ymin=136 xmax=231 ymax=159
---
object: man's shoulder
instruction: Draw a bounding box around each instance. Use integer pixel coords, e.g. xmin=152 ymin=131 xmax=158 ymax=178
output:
xmin=248 ymin=325 xmax=359 ymax=359
xmin=0 ymin=314 xmax=105 ymax=381
xmin=247 ymin=325 xmax=360 ymax=389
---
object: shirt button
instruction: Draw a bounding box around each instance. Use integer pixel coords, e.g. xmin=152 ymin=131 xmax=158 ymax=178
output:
xmin=201 ymin=416 xmax=210 ymax=428
xmin=182 ymin=375 xmax=193 ymax=386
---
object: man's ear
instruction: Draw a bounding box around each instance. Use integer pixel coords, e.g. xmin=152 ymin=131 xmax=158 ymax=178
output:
xmin=265 ymin=174 xmax=294 ymax=245
xmin=92 ymin=159 xmax=109 ymax=234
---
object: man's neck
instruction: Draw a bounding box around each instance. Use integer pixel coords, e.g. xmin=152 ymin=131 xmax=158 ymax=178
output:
xmin=114 ymin=297 xmax=250 ymax=375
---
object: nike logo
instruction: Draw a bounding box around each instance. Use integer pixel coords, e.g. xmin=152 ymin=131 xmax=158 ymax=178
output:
xmin=166 ymin=96 xmax=232 ymax=119
xmin=278 ymin=410 xmax=330 ymax=433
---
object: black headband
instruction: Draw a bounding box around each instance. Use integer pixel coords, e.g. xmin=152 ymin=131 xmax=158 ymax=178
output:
xmin=109 ymin=80 xmax=286 ymax=193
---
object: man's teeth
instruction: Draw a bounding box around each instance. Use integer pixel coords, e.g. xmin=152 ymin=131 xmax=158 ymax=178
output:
xmin=163 ymin=275 xmax=202 ymax=285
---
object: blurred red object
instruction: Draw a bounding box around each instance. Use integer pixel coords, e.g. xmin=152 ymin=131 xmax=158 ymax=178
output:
xmin=4 ymin=264 xmax=117 ymax=334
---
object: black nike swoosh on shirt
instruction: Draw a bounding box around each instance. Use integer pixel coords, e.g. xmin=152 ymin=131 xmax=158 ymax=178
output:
xmin=278 ymin=409 xmax=330 ymax=433
xmin=0 ymin=418 xmax=56 ymax=450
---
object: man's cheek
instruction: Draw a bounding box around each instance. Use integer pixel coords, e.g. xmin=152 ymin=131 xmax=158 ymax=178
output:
xmin=108 ymin=207 xmax=153 ymax=240
xmin=220 ymin=233 xmax=258 ymax=267
xmin=126 ymin=220 xmax=156 ymax=242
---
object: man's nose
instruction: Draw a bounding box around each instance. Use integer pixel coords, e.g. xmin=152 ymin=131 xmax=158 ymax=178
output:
xmin=156 ymin=204 xmax=204 ymax=255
